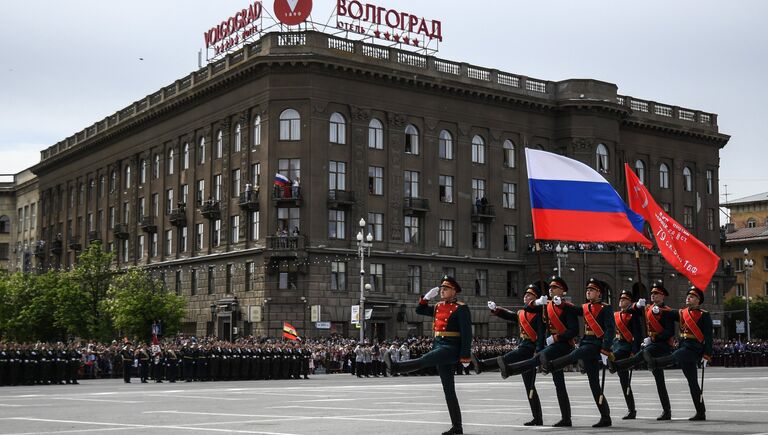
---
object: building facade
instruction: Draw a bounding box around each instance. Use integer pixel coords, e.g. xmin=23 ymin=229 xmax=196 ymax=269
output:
xmin=722 ymin=193 xmax=768 ymax=301
xmin=0 ymin=175 xmax=14 ymax=273
xmin=31 ymin=31 xmax=730 ymax=340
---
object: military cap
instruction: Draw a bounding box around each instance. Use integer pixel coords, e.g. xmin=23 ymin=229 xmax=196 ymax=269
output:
xmin=586 ymin=278 xmax=607 ymax=293
xmin=619 ymin=289 xmax=634 ymax=301
xmin=525 ymin=283 xmax=542 ymax=298
xmin=650 ymin=281 xmax=669 ymax=296
xmin=687 ymin=286 xmax=704 ymax=304
xmin=440 ymin=275 xmax=462 ymax=293
xmin=549 ymin=275 xmax=569 ymax=292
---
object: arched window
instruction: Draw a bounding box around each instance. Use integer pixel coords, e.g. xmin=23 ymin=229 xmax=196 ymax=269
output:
xmin=683 ymin=166 xmax=693 ymax=191
xmin=182 ymin=143 xmax=189 ymax=170
xmin=99 ymin=175 xmax=106 ymax=197
xmin=198 ymin=137 xmax=206 ymax=165
xmin=747 ymin=218 xmax=757 ymax=228
xmin=659 ymin=163 xmax=670 ymax=189
xmin=368 ymin=118 xmax=384 ymax=149
xmin=253 ymin=115 xmax=261 ymax=146
xmin=215 ymin=130 xmax=223 ymax=159
xmin=503 ymin=140 xmax=515 ymax=168
xmin=471 ymin=135 xmax=485 ymax=164
xmin=329 ymin=112 xmax=346 ymax=144
xmin=110 ymin=170 xmax=117 ymax=193
xmin=634 ymin=160 xmax=645 ymax=184
xmin=0 ymin=215 xmax=9 ymax=233
xmin=439 ymin=130 xmax=453 ymax=160
xmin=234 ymin=123 xmax=242 ymax=152
xmin=124 ymin=165 xmax=132 ymax=189
xmin=167 ymin=148 xmax=175 ymax=175
xmin=279 ymin=109 xmax=301 ymax=140
xmin=404 ymin=124 xmax=419 ymax=155
xmin=139 ymin=159 xmax=147 ymax=184
xmin=596 ymin=143 xmax=609 ymax=173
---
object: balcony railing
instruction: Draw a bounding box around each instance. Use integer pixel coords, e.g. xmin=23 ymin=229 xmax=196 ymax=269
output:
xmin=266 ymin=235 xmax=305 ymax=251
xmin=168 ymin=206 xmax=187 ymax=227
xmin=327 ymin=190 xmax=356 ymax=208
xmin=51 ymin=239 xmax=63 ymax=254
xmin=34 ymin=241 xmax=46 ymax=257
xmin=238 ymin=189 xmax=260 ymax=211
xmin=272 ymin=186 xmax=302 ymax=205
xmin=140 ymin=215 xmax=157 ymax=233
xmin=87 ymin=230 xmax=102 ymax=243
xmin=403 ymin=197 xmax=429 ymax=214
xmin=68 ymin=236 xmax=82 ymax=251
xmin=200 ymin=200 xmax=221 ymax=220
xmin=471 ymin=204 xmax=496 ymax=222
xmin=114 ymin=223 xmax=130 ymax=240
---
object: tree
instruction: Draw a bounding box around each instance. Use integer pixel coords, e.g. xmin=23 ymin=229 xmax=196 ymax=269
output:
xmin=723 ymin=296 xmax=746 ymax=339
xmin=69 ymin=241 xmax=116 ymax=341
xmin=749 ymin=296 xmax=768 ymax=340
xmin=0 ymin=272 xmax=69 ymax=341
xmin=105 ymin=268 xmax=186 ymax=341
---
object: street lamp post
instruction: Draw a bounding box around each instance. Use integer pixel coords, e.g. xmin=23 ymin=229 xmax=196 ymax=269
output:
xmin=357 ymin=218 xmax=374 ymax=343
xmin=555 ymin=243 xmax=569 ymax=275
xmin=743 ymin=248 xmax=754 ymax=341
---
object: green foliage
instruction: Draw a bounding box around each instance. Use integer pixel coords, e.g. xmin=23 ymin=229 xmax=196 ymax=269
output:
xmin=0 ymin=272 xmax=69 ymax=341
xmin=724 ymin=295 xmax=768 ymax=340
xmin=749 ymin=296 xmax=768 ymax=339
xmin=69 ymin=241 xmax=116 ymax=341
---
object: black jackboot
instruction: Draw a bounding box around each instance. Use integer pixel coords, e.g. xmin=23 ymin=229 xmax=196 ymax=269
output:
xmin=441 ymin=427 xmax=463 ymax=435
xmin=384 ymin=352 xmax=421 ymax=375
xmin=592 ymin=397 xmax=612 ymax=428
xmin=471 ymin=354 xmax=499 ymax=374
xmin=524 ymin=388 xmax=543 ymax=426
xmin=689 ymin=400 xmax=706 ymax=421
xmin=644 ymin=352 xmax=677 ymax=371
xmin=499 ymin=355 xmax=538 ymax=379
xmin=657 ymin=409 xmax=671 ymax=421
xmin=547 ymin=354 xmax=576 ymax=373
xmin=611 ymin=354 xmax=639 ymax=372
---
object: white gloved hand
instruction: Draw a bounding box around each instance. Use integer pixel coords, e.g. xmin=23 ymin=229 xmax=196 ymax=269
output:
xmin=487 ymin=301 xmax=497 ymax=311
xmin=636 ymin=298 xmax=646 ymax=308
xmin=553 ymin=296 xmax=562 ymax=306
xmin=701 ymin=358 xmax=708 ymax=368
xmin=534 ymin=295 xmax=548 ymax=306
xmin=462 ymin=362 xmax=470 ymax=368
xmin=546 ymin=336 xmax=555 ymax=346
xmin=601 ymin=354 xmax=609 ymax=366
xmin=424 ymin=287 xmax=440 ymax=301
xmin=642 ymin=337 xmax=652 ymax=347
xmin=652 ymin=305 xmax=660 ymax=315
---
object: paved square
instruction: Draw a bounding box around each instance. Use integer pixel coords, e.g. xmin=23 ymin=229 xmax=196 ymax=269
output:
xmin=1 ymin=367 xmax=766 ymax=434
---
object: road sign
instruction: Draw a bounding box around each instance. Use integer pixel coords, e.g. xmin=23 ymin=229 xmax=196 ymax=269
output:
xmin=316 ymin=321 xmax=331 ymax=329
xmin=736 ymin=320 xmax=745 ymax=334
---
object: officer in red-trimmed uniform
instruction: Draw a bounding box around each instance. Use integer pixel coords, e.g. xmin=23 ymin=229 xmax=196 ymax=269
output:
xmin=645 ymin=286 xmax=713 ymax=421
xmin=472 ymin=283 xmax=546 ymax=426
xmin=384 ymin=276 xmax=472 ymax=435
xmin=499 ymin=275 xmax=580 ymax=428
xmin=610 ymin=289 xmax=644 ymax=420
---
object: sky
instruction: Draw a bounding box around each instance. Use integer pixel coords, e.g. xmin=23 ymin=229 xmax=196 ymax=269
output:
xmin=1 ymin=0 xmax=766 ymax=204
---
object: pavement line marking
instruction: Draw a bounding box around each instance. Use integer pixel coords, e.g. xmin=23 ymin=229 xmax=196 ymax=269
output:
xmin=5 ymin=417 xmax=300 ymax=435
xmin=49 ymin=397 xmax=143 ymax=404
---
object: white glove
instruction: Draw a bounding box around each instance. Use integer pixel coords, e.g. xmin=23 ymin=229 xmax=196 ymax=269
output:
xmin=487 ymin=301 xmax=497 ymax=311
xmin=642 ymin=337 xmax=652 ymax=347
xmin=424 ymin=287 xmax=440 ymax=300
xmin=534 ymin=295 xmax=548 ymax=306
xmin=601 ymin=354 xmax=609 ymax=366
xmin=701 ymin=358 xmax=708 ymax=368
xmin=462 ymin=362 xmax=470 ymax=368
xmin=553 ymin=296 xmax=562 ymax=306
xmin=652 ymin=305 xmax=660 ymax=315
xmin=636 ymin=298 xmax=646 ymax=308
xmin=546 ymin=336 xmax=555 ymax=346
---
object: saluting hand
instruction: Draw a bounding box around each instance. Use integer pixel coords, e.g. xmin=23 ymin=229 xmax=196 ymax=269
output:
xmin=601 ymin=354 xmax=609 ymax=366
xmin=460 ymin=357 xmax=471 ymax=368
xmin=424 ymin=287 xmax=440 ymax=301
xmin=636 ymin=298 xmax=646 ymax=308
xmin=487 ymin=301 xmax=497 ymax=311
xmin=534 ymin=295 xmax=548 ymax=306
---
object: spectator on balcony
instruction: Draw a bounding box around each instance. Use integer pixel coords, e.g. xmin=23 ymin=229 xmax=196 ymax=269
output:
xmin=475 ymin=197 xmax=482 ymax=214
xmin=292 ymin=177 xmax=300 ymax=198
xmin=245 ymin=183 xmax=252 ymax=201
xmin=292 ymin=227 xmax=300 ymax=237
xmin=480 ymin=196 xmax=488 ymax=214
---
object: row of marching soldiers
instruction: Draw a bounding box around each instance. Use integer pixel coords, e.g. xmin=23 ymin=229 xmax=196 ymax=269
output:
xmin=120 ymin=341 xmax=311 ymax=383
xmin=469 ymin=276 xmax=712 ymax=428
xmin=0 ymin=343 xmax=82 ymax=386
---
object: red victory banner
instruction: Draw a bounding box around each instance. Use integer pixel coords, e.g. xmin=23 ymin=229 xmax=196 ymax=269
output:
xmin=624 ymin=163 xmax=720 ymax=290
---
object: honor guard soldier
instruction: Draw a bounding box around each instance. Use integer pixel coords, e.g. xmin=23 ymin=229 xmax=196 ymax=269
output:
xmin=0 ymin=343 xmax=8 ymax=386
xmin=385 ymin=276 xmax=473 ymax=435
xmin=473 ymin=283 xmax=545 ymax=426
xmin=67 ymin=344 xmax=82 ymax=385
xmin=611 ymin=281 xmax=675 ymax=420
xmin=120 ymin=343 xmax=133 ymax=383
xmin=166 ymin=345 xmax=179 ymax=383
xmin=611 ymin=289 xmax=643 ymax=419
xmin=137 ymin=344 xmax=150 ymax=383
xmin=500 ymin=275 xmax=579 ymax=428
xmin=152 ymin=346 xmax=164 ymax=383
xmin=645 ymin=286 xmax=713 ymax=421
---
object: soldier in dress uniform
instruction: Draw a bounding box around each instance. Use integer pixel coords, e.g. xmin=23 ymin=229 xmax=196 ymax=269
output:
xmin=610 ymin=289 xmax=644 ymax=419
xmin=272 ymin=344 xmax=283 ymax=380
xmin=611 ymin=281 xmax=676 ymax=420
xmin=0 ymin=343 xmax=8 ymax=386
xmin=166 ymin=344 xmax=179 ymax=383
xmin=473 ymin=283 xmax=545 ymax=426
xmin=262 ymin=344 xmax=272 ymax=380
xmin=54 ymin=343 xmax=67 ymax=384
xmin=10 ymin=344 xmax=22 ymax=386
xmin=152 ymin=345 xmax=164 ymax=383
xmin=137 ymin=344 xmax=150 ymax=383
xmin=301 ymin=346 xmax=311 ymax=379
xmin=384 ymin=276 xmax=472 ymax=435
xmin=645 ymin=286 xmax=713 ymax=421
xmin=499 ymin=275 xmax=579 ymax=428
xmin=39 ymin=345 xmax=52 ymax=384
xmin=68 ymin=344 xmax=82 ymax=385
xmin=120 ymin=343 xmax=133 ymax=383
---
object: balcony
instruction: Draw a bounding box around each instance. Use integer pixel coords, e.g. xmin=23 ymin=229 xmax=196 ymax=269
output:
xmin=266 ymin=235 xmax=305 ymax=252
xmin=33 ymin=241 xmax=46 ymax=257
xmin=272 ymin=186 xmax=302 ymax=206
xmin=51 ymin=238 xmax=63 ymax=255
xmin=403 ymin=197 xmax=429 ymax=215
xmin=140 ymin=215 xmax=157 ymax=233
xmin=114 ymin=223 xmax=130 ymax=240
xmin=471 ymin=204 xmax=496 ymax=222
xmin=238 ymin=189 xmax=260 ymax=212
xmin=327 ymin=190 xmax=356 ymax=208
xmin=87 ymin=230 xmax=102 ymax=244
xmin=68 ymin=236 xmax=82 ymax=251
xmin=200 ymin=200 xmax=221 ymax=220
xmin=168 ymin=206 xmax=187 ymax=227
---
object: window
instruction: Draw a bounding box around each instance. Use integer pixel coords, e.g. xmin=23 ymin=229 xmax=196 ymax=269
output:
xmin=278 ymin=269 xmax=298 ymax=290
xmin=231 ymin=215 xmax=240 ymax=244
xmin=404 ymin=124 xmax=419 ymax=154
xmin=137 ymin=235 xmax=145 ymax=260
xmin=443 ymin=267 xmax=456 ymax=279
xmin=707 ymin=209 xmax=715 ymax=231
xmin=683 ymin=206 xmax=694 ymax=228
xmin=191 ymin=269 xmax=197 ymax=295
xmin=329 ymin=112 xmax=346 ymax=144
xmin=328 ymin=210 xmax=345 ymax=239
xmin=122 ymin=201 xmax=130 ymax=223
xmin=245 ymin=262 xmax=253 ymax=292
xmin=277 ymin=207 xmax=300 ymax=234
xmin=408 ymin=266 xmax=421 ymax=293
xmin=635 ymin=160 xmax=645 ymax=184
xmin=331 ymin=261 xmax=347 ymax=291
xmin=503 ymin=140 xmax=515 ymax=168
xmin=368 ymin=118 xmax=383 ymax=149
xmin=683 ymin=166 xmax=693 ymax=192
xmin=367 ymin=212 xmax=383 ymax=241
xmin=215 ymin=130 xmax=223 ymax=159
xmin=252 ymin=162 xmax=261 ymax=186
xmin=138 ymin=197 xmax=145 ymax=220
xmin=659 ymin=163 xmax=669 ymax=189
xmin=139 ymin=159 xmax=147 ymax=185
xmin=214 ymin=174 xmax=222 ymax=201
xmin=124 ymin=165 xmax=132 ymax=189
xmin=506 ymin=271 xmax=518 ymax=297
xmin=250 ymin=211 xmax=260 ymax=241
xmin=329 ymin=161 xmax=346 ymax=191
xmin=150 ymin=233 xmax=158 ymax=257
xmin=596 ymin=143 xmax=609 ymax=173
xmin=253 ymin=115 xmax=261 ymax=146
xmin=165 ymin=229 xmax=173 ymax=255
xmin=277 ymin=158 xmax=301 ymax=185
xmin=195 ymin=223 xmax=204 ymax=250
xmin=502 ymin=183 xmax=516 ymax=209
xmin=152 ymin=154 xmax=160 ymax=179
xmin=706 ymin=169 xmax=714 ymax=194
xmin=472 ymin=179 xmax=486 ymax=203
xmin=439 ymin=219 xmax=454 ymax=247
xmin=122 ymin=239 xmax=129 ymax=263
xmin=368 ymin=166 xmax=383 ymax=195
xmin=168 ymin=148 xmax=175 ymax=175
xmin=369 ymin=263 xmax=384 ymax=292
xmin=198 ymin=137 xmax=206 ymax=165
xmin=471 ymin=135 xmax=485 ymax=164
xmin=475 ymin=269 xmax=488 ymax=296
xmin=182 ymin=143 xmax=189 ymax=170
xmin=175 ymin=271 xmax=182 ymax=295
xmin=234 ymin=123 xmax=242 ymax=152
xmin=232 ymin=169 xmax=241 ymax=197
xmin=0 ymin=243 xmax=8 ymax=260
xmin=662 ymin=202 xmax=671 ymax=213
xmin=439 ymin=175 xmax=453 ymax=203
xmin=213 ymin=219 xmax=222 ymax=247
xmin=734 ymin=257 xmax=744 ymax=272
xmin=0 ymin=215 xmax=10 ymax=233
xmin=472 ymin=222 xmax=487 ymax=249
xmin=181 ymin=184 xmax=189 ymax=205
xmin=736 ymin=283 xmax=745 ymax=297
xmin=99 ymin=175 xmax=105 ymax=197
xmin=110 ymin=170 xmax=117 ymax=193
xmin=226 ymin=264 xmax=233 ymax=293
xmin=208 ymin=266 xmax=215 ymax=294
xmin=180 ymin=227 xmax=188 ymax=252
xmin=279 ymin=108 xmax=301 ymax=140
xmin=504 ymin=225 xmax=517 ymax=252
xmin=108 ymin=207 xmax=115 ymax=229
xmin=439 ymin=130 xmax=453 ymax=159
xmin=165 ymin=189 xmax=173 ymax=214
xmin=404 ymin=171 xmax=419 ymax=198
xmin=747 ymin=218 xmax=757 ymax=228
xmin=404 ymin=216 xmax=419 ymax=244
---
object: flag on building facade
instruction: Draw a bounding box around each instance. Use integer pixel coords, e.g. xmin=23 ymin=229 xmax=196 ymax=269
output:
xmin=274 ymin=173 xmax=291 ymax=186
xmin=283 ymin=321 xmax=299 ymax=341
xmin=624 ymin=163 xmax=719 ymax=289
xmin=526 ymin=148 xmax=652 ymax=247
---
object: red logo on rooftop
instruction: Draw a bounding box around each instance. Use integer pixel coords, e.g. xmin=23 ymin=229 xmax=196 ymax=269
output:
xmin=274 ymin=0 xmax=312 ymax=26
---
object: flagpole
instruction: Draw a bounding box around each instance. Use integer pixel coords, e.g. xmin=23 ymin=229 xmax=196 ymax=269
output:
xmin=535 ymin=241 xmax=548 ymax=324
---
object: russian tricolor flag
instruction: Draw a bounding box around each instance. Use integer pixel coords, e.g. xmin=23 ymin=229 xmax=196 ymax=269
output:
xmin=274 ymin=173 xmax=291 ymax=187
xmin=526 ymin=148 xmax=652 ymax=248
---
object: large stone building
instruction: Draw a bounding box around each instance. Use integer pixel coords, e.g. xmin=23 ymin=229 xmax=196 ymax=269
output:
xmin=722 ymin=193 xmax=768 ymax=302
xmin=0 ymin=171 xmax=40 ymax=274
xmin=30 ymin=31 xmax=730 ymax=340
xmin=0 ymin=175 xmax=14 ymax=273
